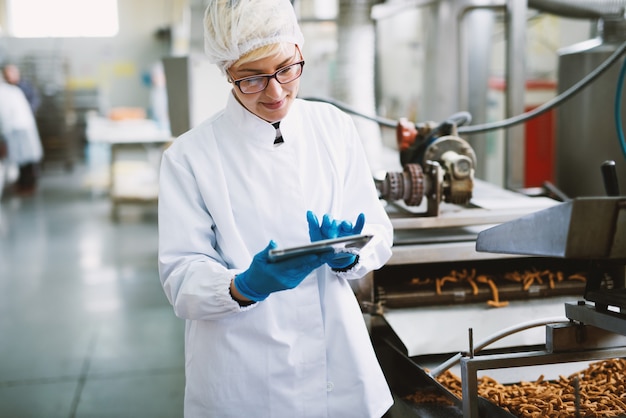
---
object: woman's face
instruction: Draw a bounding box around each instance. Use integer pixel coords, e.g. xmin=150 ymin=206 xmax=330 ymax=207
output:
xmin=228 ymin=45 xmax=302 ymax=123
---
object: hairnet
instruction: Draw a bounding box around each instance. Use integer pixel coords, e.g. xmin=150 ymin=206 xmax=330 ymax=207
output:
xmin=204 ymin=0 xmax=305 ymax=74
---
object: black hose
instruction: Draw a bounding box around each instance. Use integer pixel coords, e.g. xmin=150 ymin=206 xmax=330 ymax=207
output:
xmin=459 ymin=39 xmax=626 ymax=134
xmin=304 ymin=39 xmax=626 ymax=136
xmin=302 ymin=96 xmax=399 ymax=128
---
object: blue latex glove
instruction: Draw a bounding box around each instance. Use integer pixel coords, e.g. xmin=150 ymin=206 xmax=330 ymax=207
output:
xmin=306 ymin=211 xmax=365 ymax=269
xmin=234 ymin=240 xmax=333 ymax=301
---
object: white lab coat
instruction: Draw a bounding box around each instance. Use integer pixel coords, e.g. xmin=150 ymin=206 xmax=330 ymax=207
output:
xmin=158 ymin=92 xmax=394 ymax=418
xmin=0 ymin=82 xmax=42 ymax=165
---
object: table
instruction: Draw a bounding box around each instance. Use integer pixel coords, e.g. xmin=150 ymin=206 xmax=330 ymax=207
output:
xmin=86 ymin=115 xmax=172 ymax=220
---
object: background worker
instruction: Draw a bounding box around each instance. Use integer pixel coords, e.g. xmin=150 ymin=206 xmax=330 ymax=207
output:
xmin=0 ymin=69 xmax=43 ymax=195
xmin=2 ymin=63 xmax=41 ymax=115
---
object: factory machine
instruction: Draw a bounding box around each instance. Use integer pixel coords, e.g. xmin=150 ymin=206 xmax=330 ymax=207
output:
xmin=361 ymin=115 xmax=626 ymax=417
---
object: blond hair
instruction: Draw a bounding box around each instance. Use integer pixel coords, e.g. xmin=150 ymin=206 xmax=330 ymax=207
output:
xmin=233 ymin=43 xmax=296 ymax=69
xmin=203 ymin=0 xmax=304 ymax=75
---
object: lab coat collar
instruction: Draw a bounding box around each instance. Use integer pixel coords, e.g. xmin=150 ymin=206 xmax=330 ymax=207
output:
xmin=224 ymin=91 xmax=301 ymax=148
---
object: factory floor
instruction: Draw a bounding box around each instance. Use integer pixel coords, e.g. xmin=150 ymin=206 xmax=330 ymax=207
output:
xmin=0 ymin=165 xmax=185 ymax=418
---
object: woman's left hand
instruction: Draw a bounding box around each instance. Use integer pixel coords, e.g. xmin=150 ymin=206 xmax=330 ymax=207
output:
xmin=306 ymin=211 xmax=365 ymax=270
xmin=306 ymin=211 xmax=365 ymax=241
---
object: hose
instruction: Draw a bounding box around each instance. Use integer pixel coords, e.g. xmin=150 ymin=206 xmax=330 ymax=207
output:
xmin=614 ymin=49 xmax=626 ymax=160
xmin=428 ymin=317 xmax=569 ymax=378
xmin=458 ymin=39 xmax=626 ymax=134
xmin=304 ymin=40 xmax=626 ymax=136
xmin=302 ymin=96 xmax=399 ymax=128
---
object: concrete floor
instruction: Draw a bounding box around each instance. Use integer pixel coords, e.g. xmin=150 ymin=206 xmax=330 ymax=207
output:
xmin=0 ymin=166 xmax=185 ymax=418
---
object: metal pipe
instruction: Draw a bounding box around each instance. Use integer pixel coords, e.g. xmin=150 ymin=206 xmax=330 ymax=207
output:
xmin=335 ymin=0 xmax=385 ymax=171
xmin=504 ymin=0 xmax=528 ymax=191
xmin=429 ymin=316 xmax=569 ymax=377
xmin=370 ymin=0 xmax=438 ymax=21
xmin=457 ymin=3 xmax=502 ymax=181
xmin=529 ymin=0 xmax=626 ymax=19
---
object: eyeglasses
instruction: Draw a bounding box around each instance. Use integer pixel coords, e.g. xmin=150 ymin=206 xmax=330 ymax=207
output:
xmin=230 ymin=61 xmax=305 ymax=94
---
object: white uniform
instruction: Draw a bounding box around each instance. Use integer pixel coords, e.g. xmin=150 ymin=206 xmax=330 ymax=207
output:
xmin=158 ymin=93 xmax=394 ymax=418
xmin=0 ymin=82 xmax=42 ymax=165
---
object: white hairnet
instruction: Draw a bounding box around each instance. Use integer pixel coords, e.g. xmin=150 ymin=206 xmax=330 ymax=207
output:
xmin=204 ymin=0 xmax=305 ymax=74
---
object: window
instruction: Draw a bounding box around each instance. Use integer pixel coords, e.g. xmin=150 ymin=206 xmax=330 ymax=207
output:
xmin=7 ymin=0 xmax=119 ymax=37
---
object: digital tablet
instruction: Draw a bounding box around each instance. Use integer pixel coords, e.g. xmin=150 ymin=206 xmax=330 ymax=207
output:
xmin=268 ymin=234 xmax=373 ymax=263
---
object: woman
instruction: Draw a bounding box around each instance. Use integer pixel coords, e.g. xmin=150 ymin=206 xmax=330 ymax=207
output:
xmin=157 ymin=0 xmax=394 ymax=416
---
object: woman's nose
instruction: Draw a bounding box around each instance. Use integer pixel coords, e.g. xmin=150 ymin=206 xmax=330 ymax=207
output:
xmin=264 ymin=77 xmax=283 ymax=98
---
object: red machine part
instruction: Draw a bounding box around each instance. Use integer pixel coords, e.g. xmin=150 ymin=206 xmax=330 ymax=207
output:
xmin=396 ymin=118 xmax=418 ymax=151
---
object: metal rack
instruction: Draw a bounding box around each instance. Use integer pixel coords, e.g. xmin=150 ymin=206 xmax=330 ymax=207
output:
xmin=21 ymin=54 xmax=82 ymax=171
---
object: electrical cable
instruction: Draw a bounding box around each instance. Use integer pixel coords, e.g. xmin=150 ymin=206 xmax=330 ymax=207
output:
xmin=302 ymin=96 xmax=399 ymax=128
xmin=428 ymin=317 xmax=569 ymax=378
xmin=304 ymin=40 xmax=626 ymax=136
xmin=459 ymin=39 xmax=626 ymax=134
xmin=614 ymin=49 xmax=626 ymax=160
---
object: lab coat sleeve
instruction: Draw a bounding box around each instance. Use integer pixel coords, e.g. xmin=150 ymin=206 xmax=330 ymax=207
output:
xmin=329 ymin=109 xmax=393 ymax=280
xmin=158 ymin=149 xmax=254 ymax=320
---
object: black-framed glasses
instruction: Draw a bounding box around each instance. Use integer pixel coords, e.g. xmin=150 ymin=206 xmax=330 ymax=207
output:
xmin=230 ymin=61 xmax=305 ymax=94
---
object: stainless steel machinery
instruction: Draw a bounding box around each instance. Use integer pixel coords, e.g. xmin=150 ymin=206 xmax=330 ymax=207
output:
xmin=556 ymin=17 xmax=626 ymax=198
xmin=367 ymin=193 xmax=626 ymax=417
xmin=363 ymin=114 xmax=626 ymax=416
xmin=460 ymin=195 xmax=626 ymax=417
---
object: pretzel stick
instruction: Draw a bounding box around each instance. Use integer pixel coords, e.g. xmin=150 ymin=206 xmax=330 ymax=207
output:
xmin=414 ymin=359 xmax=626 ymax=417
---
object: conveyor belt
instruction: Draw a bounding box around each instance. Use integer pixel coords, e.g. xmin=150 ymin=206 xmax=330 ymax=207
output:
xmin=374 ymin=257 xmax=588 ymax=309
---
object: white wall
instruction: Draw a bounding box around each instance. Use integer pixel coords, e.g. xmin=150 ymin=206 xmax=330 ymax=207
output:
xmin=0 ymin=0 xmax=181 ymax=112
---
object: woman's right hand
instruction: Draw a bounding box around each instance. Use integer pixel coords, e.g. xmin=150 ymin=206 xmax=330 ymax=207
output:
xmin=233 ymin=240 xmax=334 ymax=301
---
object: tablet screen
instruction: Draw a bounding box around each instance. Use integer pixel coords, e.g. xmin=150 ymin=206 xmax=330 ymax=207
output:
xmin=267 ymin=234 xmax=373 ymax=262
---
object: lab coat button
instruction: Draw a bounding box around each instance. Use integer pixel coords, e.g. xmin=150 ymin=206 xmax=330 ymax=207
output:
xmin=326 ymin=381 xmax=334 ymax=392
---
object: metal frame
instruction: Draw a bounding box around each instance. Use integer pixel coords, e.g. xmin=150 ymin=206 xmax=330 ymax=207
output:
xmin=460 ymin=345 xmax=626 ymax=418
